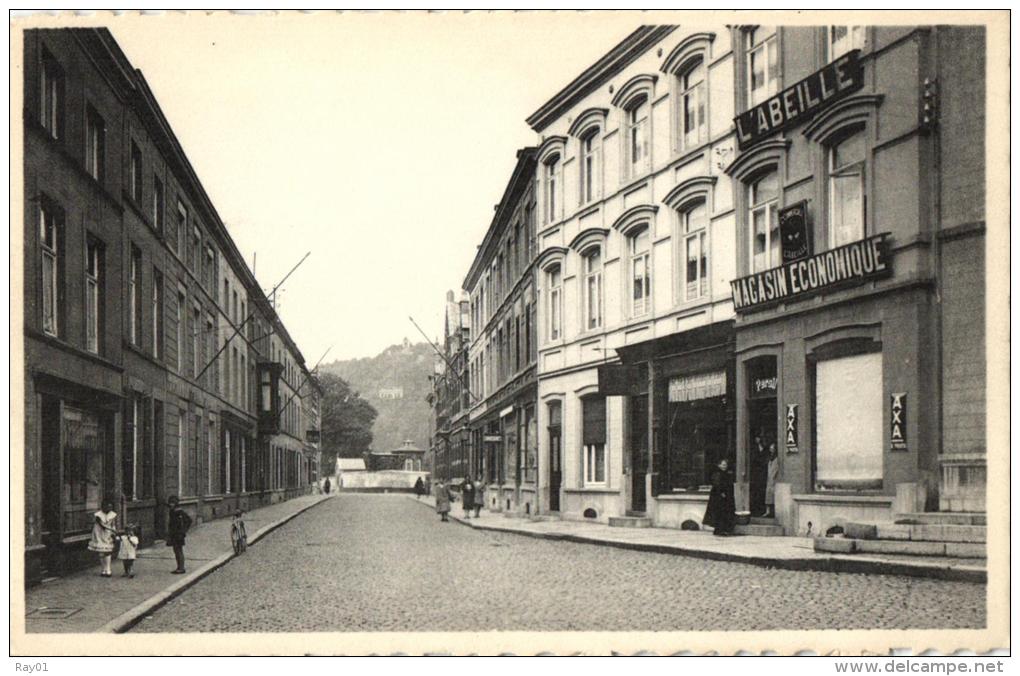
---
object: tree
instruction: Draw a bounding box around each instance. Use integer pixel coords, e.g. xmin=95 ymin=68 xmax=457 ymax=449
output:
xmin=319 ymin=372 xmax=378 ymax=470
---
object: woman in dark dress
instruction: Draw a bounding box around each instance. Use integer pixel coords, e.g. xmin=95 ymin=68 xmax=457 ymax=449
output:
xmin=703 ymin=459 xmax=736 ymax=536
xmin=461 ymin=478 xmax=475 ymax=519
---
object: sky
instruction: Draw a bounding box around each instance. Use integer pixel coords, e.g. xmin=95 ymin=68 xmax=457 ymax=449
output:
xmin=105 ymin=12 xmax=637 ymax=363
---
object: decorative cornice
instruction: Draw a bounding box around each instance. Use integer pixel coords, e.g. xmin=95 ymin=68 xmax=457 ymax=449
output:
xmin=611 ymin=73 xmax=659 ymax=108
xmin=536 ymin=246 xmax=569 ymax=270
xmin=802 ymin=94 xmax=885 ymax=143
xmin=610 ymin=204 xmax=659 ymax=236
xmin=660 ymin=32 xmax=716 ymax=74
xmin=526 ymin=26 xmax=678 ymax=132
xmin=537 ymin=135 xmax=568 ymax=164
xmin=567 ymin=108 xmax=610 ymax=138
xmin=724 ymin=139 xmax=791 ymax=181
xmin=568 ymin=227 xmax=610 ymax=252
xmin=663 ymin=175 xmax=717 ymax=209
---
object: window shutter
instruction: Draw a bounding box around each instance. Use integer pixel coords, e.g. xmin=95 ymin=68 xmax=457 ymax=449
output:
xmin=582 ymin=396 xmax=607 ymax=445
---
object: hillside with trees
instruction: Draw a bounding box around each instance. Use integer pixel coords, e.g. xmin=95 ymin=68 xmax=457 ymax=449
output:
xmin=320 ymin=339 xmax=435 ymax=458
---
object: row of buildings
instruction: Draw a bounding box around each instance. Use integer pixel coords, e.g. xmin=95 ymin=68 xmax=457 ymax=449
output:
xmin=21 ymin=28 xmax=322 ymax=582
xmin=428 ymin=24 xmax=986 ymax=535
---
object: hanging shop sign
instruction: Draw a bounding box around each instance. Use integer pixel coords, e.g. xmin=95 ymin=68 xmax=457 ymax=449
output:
xmin=306 ymin=429 xmax=321 ymax=443
xmin=730 ymin=233 xmax=891 ymax=313
xmin=890 ymin=392 xmax=907 ymax=451
xmin=598 ymin=364 xmax=646 ymax=396
xmin=780 ymin=201 xmax=812 ymax=263
xmin=785 ymin=404 xmax=799 ymax=451
xmin=735 ymin=50 xmax=864 ymax=150
xmin=483 ymin=435 xmax=502 ymax=443
xmin=669 ymin=371 xmax=726 ymax=403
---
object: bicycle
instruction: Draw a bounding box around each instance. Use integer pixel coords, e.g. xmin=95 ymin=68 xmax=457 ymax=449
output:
xmin=230 ymin=509 xmax=248 ymax=555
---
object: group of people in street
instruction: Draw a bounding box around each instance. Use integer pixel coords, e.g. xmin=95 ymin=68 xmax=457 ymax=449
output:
xmin=431 ymin=477 xmax=485 ymax=522
xmin=87 ymin=495 xmax=193 ymax=578
xmin=704 ymin=436 xmax=779 ymax=536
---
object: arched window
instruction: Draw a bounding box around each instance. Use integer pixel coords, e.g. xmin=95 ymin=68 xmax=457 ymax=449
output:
xmin=828 ymin=127 xmax=866 ymax=248
xmin=544 ymin=154 xmax=561 ymax=224
xmin=678 ymin=58 xmax=706 ymax=150
xmin=626 ymin=96 xmax=650 ymax=177
xmin=582 ymin=247 xmax=603 ymax=330
xmin=680 ymin=201 xmax=709 ymax=301
xmin=580 ymin=128 xmax=602 ymax=204
xmin=629 ymin=226 xmax=651 ymax=316
xmin=546 ymin=264 xmax=562 ymax=341
xmin=748 ymin=170 xmax=780 ymax=273
xmin=746 ymin=26 xmax=778 ymax=107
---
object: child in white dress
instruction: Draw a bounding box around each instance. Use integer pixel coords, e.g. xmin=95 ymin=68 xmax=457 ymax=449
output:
xmin=87 ymin=499 xmax=118 ymax=577
xmin=118 ymin=525 xmax=140 ymax=578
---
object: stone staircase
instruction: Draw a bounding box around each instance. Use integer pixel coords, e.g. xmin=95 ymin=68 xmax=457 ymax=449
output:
xmin=734 ymin=516 xmax=785 ymax=537
xmin=814 ymin=512 xmax=986 ymax=558
xmin=608 ymin=511 xmax=653 ymax=528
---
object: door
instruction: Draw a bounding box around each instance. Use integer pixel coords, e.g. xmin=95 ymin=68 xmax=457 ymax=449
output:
xmin=629 ymin=395 xmax=648 ymax=513
xmin=548 ymin=401 xmax=562 ymax=512
xmin=748 ymin=399 xmax=777 ymax=516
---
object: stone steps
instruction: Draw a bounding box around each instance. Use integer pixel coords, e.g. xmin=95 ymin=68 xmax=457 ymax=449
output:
xmin=895 ymin=512 xmax=986 ymax=526
xmin=845 ymin=521 xmax=985 ymax=544
xmin=734 ymin=523 xmax=785 ymax=536
xmin=608 ymin=515 xmax=653 ymax=528
xmin=814 ymin=536 xmax=986 ymax=559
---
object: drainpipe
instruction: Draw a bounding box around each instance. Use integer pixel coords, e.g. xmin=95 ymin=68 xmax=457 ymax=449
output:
xmin=929 ymin=28 xmax=944 ymax=510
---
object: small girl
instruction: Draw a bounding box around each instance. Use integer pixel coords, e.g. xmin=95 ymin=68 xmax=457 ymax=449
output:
xmin=87 ymin=499 xmax=118 ymax=577
xmin=117 ymin=525 xmax=140 ymax=578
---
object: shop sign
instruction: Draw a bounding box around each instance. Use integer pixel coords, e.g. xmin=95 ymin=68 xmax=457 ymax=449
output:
xmin=306 ymin=429 xmax=321 ymax=443
xmin=890 ymin=392 xmax=907 ymax=450
xmin=780 ymin=201 xmax=812 ymax=263
xmin=598 ymin=364 xmax=646 ymax=396
xmin=730 ymin=233 xmax=891 ymax=313
xmin=735 ymin=50 xmax=864 ymax=150
xmin=669 ymin=371 xmax=726 ymax=403
xmin=483 ymin=435 xmax=502 ymax=443
xmin=750 ymin=376 xmax=778 ymax=399
xmin=785 ymin=404 xmax=799 ymax=451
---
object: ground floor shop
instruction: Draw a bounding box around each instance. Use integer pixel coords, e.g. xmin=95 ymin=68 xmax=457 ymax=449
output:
xmin=468 ymin=381 xmax=537 ymax=514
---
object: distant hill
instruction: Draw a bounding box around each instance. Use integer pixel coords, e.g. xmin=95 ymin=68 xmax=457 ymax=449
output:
xmin=320 ymin=339 xmax=434 ymax=455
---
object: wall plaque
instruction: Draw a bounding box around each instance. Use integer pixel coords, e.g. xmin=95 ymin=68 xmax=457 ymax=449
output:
xmin=890 ymin=392 xmax=907 ymax=451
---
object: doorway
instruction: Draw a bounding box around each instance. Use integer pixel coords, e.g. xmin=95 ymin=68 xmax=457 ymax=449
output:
xmin=547 ymin=401 xmax=562 ymax=512
xmin=748 ymin=399 xmax=777 ymax=516
xmin=629 ymin=395 xmax=648 ymax=513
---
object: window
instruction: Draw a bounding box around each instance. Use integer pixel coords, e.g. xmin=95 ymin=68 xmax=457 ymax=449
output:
xmin=85 ymin=105 xmax=105 ymax=182
xmin=828 ymin=128 xmax=866 ymax=248
xmin=679 ymin=59 xmax=706 ymax=150
xmin=241 ymin=354 xmax=247 ymax=411
xmin=85 ymin=239 xmax=101 ymax=353
xmin=748 ymin=171 xmax=780 ymax=273
xmin=580 ymin=129 xmax=601 ymax=203
xmin=175 ymin=201 xmax=187 ymax=256
xmin=205 ymin=245 xmax=216 ymax=290
xmin=60 ymin=406 xmax=104 ymax=533
xmin=192 ymin=305 xmax=201 ymax=378
xmin=828 ymin=26 xmax=864 ymax=61
xmin=130 ymin=142 xmax=143 ymax=203
xmin=207 ymin=418 xmax=215 ymax=495
xmin=152 ymin=176 xmax=164 ymax=234
xmin=206 ymin=314 xmax=216 ymax=390
xmin=629 ymin=227 xmax=651 ymax=316
xmin=626 ymin=96 xmax=650 ymax=176
xmin=40 ymin=202 xmax=60 ymax=336
xmin=682 ymin=202 xmax=709 ymax=301
xmin=747 ymin=27 xmax=778 ymax=107
xmin=125 ymin=396 xmax=139 ymax=501
xmin=583 ymin=248 xmax=603 ymax=330
xmin=39 ymin=52 xmax=63 ymax=139
xmin=129 ymin=247 xmax=142 ymax=346
xmin=582 ymin=395 xmax=607 ymax=485
xmin=815 ymin=352 xmax=883 ymax=489
xmin=152 ymin=269 xmax=163 ymax=359
xmin=189 ymin=225 xmax=201 ymax=272
xmin=223 ymin=430 xmax=231 ymax=494
xmin=177 ymin=411 xmax=185 ymax=496
xmin=175 ymin=291 xmax=185 ymax=373
xmin=544 ymin=155 xmax=560 ymax=223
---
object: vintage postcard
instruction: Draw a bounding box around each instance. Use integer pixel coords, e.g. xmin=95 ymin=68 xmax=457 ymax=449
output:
xmin=9 ymin=9 xmax=1010 ymax=657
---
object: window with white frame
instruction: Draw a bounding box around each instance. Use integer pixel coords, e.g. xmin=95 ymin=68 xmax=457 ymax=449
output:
xmin=39 ymin=52 xmax=62 ymax=139
xmin=547 ymin=264 xmax=562 ymax=340
xmin=85 ymin=105 xmax=105 ymax=182
xmin=679 ymin=58 xmax=706 ymax=150
xmin=748 ymin=171 xmax=780 ymax=273
xmin=544 ymin=154 xmax=560 ymax=223
xmin=85 ymin=239 xmax=101 ymax=353
xmin=129 ymin=247 xmax=141 ymax=346
xmin=682 ymin=201 xmax=709 ymax=301
xmin=152 ymin=269 xmax=163 ymax=359
xmin=629 ymin=226 xmax=651 ymax=316
xmin=40 ymin=203 xmax=60 ymax=337
xmin=582 ymin=395 xmax=607 ymax=485
xmin=626 ymin=96 xmax=650 ymax=177
xmin=828 ymin=127 xmax=866 ymax=248
xmin=746 ymin=26 xmax=778 ymax=107
xmin=176 ymin=291 xmax=185 ymax=373
xmin=583 ymin=247 xmax=603 ymax=330
xmin=192 ymin=305 xmax=201 ymax=378
xmin=580 ymin=128 xmax=601 ymax=203
xmin=828 ymin=26 xmax=864 ymax=61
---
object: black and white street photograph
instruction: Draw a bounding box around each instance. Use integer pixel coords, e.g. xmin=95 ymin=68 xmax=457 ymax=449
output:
xmin=10 ymin=9 xmax=1010 ymax=658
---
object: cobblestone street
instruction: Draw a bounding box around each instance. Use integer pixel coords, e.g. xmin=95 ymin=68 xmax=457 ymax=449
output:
xmin=134 ymin=495 xmax=986 ymax=633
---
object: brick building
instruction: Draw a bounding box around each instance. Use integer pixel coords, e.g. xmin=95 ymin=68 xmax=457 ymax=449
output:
xmin=22 ymin=28 xmax=320 ymax=583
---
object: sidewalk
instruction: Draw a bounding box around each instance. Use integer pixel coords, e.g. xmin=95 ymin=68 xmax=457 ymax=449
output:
xmin=24 ymin=493 xmax=333 ymax=633
xmin=410 ymin=495 xmax=985 ymax=583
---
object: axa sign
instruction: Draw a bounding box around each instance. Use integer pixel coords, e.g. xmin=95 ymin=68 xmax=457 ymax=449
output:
xmin=735 ymin=50 xmax=864 ymax=150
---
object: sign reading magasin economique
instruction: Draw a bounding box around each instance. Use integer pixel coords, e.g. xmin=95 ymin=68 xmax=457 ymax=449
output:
xmin=730 ymin=234 xmax=891 ymax=312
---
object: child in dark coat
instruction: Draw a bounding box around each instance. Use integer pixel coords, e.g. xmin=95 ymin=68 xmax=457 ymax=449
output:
xmin=166 ymin=495 xmax=193 ymax=574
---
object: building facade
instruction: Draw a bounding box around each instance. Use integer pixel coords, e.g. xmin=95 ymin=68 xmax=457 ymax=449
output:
xmin=22 ymin=28 xmax=320 ymax=583
xmin=426 ymin=290 xmax=470 ymax=484
xmin=463 ymin=148 xmax=539 ymax=514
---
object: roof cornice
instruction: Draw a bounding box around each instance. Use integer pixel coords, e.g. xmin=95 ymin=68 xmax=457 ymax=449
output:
xmin=525 ymin=25 xmax=677 ymax=133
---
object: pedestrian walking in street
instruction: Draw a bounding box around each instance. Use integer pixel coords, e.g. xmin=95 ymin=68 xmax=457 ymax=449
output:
xmin=461 ymin=478 xmax=476 ymax=519
xmin=704 ymin=459 xmax=736 ymax=536
xmin=473 ymin=480 xmax=485 ymax=518
xmin=764 ymin=443 xmax=779 ymax=518
xmin=414 ymin=476 xmax=426 ymax=499
xmin=117 ymin=524 xmax=140 ymax=578
xmin=166 ymin=495 xmax=193 ymax=574
xmin=323 ymin=477 xmax=332 ymax=494
xmin=87 ymin=498 xmax=118 ymax=577
xmin=433 ymin=480 xmax=452 ymax=522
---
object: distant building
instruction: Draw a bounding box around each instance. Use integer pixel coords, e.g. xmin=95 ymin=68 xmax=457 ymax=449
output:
xmin=367 ymin=440 xmax=425 ymax=472
xmin=377 ymin=387 xmax=404 ymax=400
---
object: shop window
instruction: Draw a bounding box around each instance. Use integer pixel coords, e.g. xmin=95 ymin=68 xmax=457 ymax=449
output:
xmin=522 ymin=406 xmax=537 ymax=484
xmin=85 ymin=105 xmax=105 ymax=182
xmin=85 ymin=238 xmax=103 ymax=354
xmin=583 ymin=247 xmax=603 ymax=330
xmin=815 ymin=352 xmax=883 ymax=490
xmin=828 ymin=127 xmax=866 ymax=248
xmin=680 ymin=201 xmax=709 ymax=301
xmin=39 ymin=200 xmax=62 ymax=337
xmin=626 ymin=95 xmax=650 ymax=177
xmin=746 ymin=26 xmax=778 ymax=107
xmin=629 ymin=226 xmax=651 ymax=316
xmin=678 ymin=58 xmax=706 ymax=150
xmin=664 ymin=371 xmax=728 ymax=492
xmin=547 ymin=264 xmax=562 ymax=340
xmin=61 ymin=406 xmax=105 ymax=533
xmin=544 ymin=154 xmax=560 ymax=224
xmin=39 ymin=50 xmax=63 ymax=139
xmin=748 ymin=170 xmax=780 ymax=273
xmin=828 ymin=26 xmax=864 ymax=61
xmin=580 ymin=128 xmax=602 ymax=204
xmin=582 ymin=395 xmax=607 ymax=485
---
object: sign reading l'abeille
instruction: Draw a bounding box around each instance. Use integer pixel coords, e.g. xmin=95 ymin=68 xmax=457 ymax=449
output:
xmin=730 ymin=233 xmax=891 ymax=312
xmin=735 ymin=50 xmax=864 ymax=150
